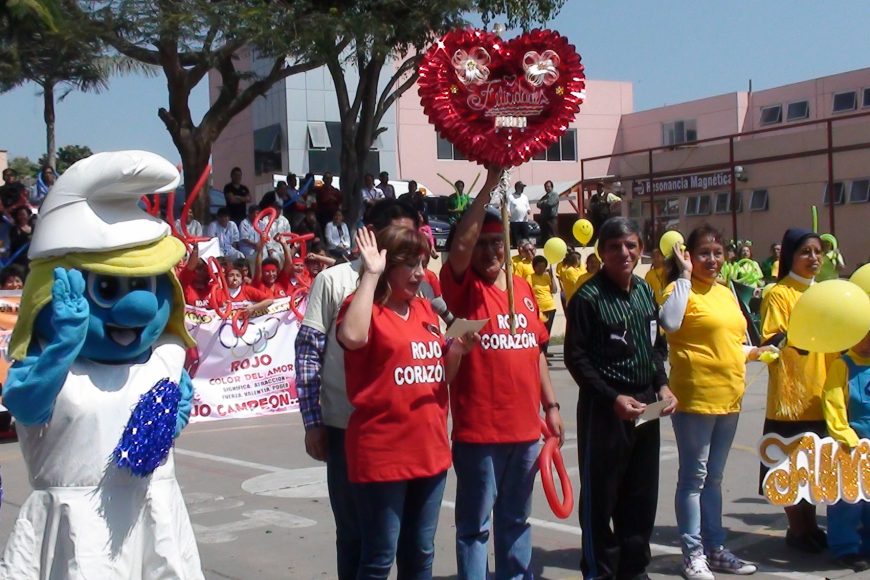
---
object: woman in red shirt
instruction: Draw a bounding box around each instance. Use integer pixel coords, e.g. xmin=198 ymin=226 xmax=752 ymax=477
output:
xmin=337 ymin=225 xmax=474 ymax=580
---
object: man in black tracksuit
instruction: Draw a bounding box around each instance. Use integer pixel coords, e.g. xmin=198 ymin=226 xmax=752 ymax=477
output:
xmin=565 ymin=217 xmax=677 ymax=580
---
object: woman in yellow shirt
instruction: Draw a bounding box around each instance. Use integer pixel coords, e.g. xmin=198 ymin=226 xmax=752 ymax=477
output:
xmin=661 ymin=225 xmax=770 ymax=578
xmin=528 ymin=255 xmax=557 ymax=358
xmin=557 ymin=251 xmax=584 ymax=308
xmin=645 ymin=248 xmax=667 ymax=305
xmin=759 ymin=228 xmax=827 ymax=553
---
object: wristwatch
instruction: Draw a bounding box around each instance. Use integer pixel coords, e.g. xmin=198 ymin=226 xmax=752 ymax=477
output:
xmin=544 ymin=402 xmax=560 ymax=411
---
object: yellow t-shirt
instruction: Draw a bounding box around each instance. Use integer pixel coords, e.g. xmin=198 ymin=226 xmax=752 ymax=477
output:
xmin=511 ymin=256 xmax=534 ymax=281
xmin=822 ymin=350 xmax=870 ymax=447
xmin=663 ymin=279 xmax=748 ymax=414
xmin=645 ymin=267 xmax=668 ymax=306
xmin=529 ymin=272 xmax=556 ymax=313
xmin=761 ymin=276 xmax=829 ymax=421
xmin=558 ymin=265 xmax=585 ymax=303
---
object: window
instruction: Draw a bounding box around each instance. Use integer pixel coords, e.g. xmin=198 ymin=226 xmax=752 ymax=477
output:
xmin=863 ymin=88 xmax=870 ymax=108
xmin=307 ymin=121 xmax=331 ymax=149
xmin=435 ymin=135 xmax=466 ymax=160
xmin=654 ymin=198 xmax=680 ymax=217
xmin=849 ymin=179 xmax=869 ymax=203
xmin=532 ymin=129 xmax=577 ymax=161
xmin=662 ymin=120 xmax=698 ymax=146
xmin=697 ymin=194 xmax=711 ymax=215
xmin=629 ymin=199 xmax=643 ymax=218
xmin=832 ymin=91 xmax=857 ymax=113
xmin=823 ymin=182 xmax=845 ymax=205
xmin=714 ymin=191 xmax=743 ymax=214
xmin=308 ymin=121 xmax=380 ymax=176
xmin=253 ymin=124 xmax=282 ymax=176
xmin=786 ymin=101 xmax=809 ymax=122
xmin=749 ymin=189 xmax=769 ymax=212
xmin=760 ymin=105 xmax=782 ymax=125
xmin=685 ymin=196 xmax=698 ymax=216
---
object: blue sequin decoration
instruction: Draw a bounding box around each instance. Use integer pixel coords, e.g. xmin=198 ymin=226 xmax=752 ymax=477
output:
xmin=112 ymin=378 xmax=181 ymax=477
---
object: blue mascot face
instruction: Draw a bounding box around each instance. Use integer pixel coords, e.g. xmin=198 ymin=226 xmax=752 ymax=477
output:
xmin=35 ymin=270 xmax=175 ymax=363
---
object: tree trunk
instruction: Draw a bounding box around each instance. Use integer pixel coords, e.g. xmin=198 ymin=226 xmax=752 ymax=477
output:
xmin=340 ymin=135 xmax=363 ymax=231
xmin=43 ymin=82 xmax=56 ymax=169
xmin=170 ymin=128 xmax=212 ymax=225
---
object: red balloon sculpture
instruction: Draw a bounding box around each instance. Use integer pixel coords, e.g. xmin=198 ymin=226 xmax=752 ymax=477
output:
xmin=418 ymin=28 xmax=586 ymax=168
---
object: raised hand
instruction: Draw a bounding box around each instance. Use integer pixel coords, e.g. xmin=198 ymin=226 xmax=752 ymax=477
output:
xmin=673 ymin=243 xmax=692 ymax=277
xmin=51 ymin=268 xmax=89 ymax=331
xmin=355 ymin=227 xmax=386 ymax=276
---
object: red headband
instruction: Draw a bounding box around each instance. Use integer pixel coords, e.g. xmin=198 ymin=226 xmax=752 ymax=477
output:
xmin=262 ymin=264 xmax=279 ymax=272
xmin=480 ymin=220 xmax=504 ymax=234
xmin=292 ymin=258 xmax=304 ymax=265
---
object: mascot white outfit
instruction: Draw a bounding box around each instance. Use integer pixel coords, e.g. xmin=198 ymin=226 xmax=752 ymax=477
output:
xmin=1 ymin=151 xmax=203 ymax=578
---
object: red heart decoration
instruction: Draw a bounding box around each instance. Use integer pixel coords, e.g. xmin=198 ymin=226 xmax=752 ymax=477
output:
xmin=418 ymin=28 xmax=586 ymax=168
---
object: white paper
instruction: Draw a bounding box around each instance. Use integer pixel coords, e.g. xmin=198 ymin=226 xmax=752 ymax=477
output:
xmin=635 ymin=399 xmax=670 ymax=426
xmin=446 ymin=318 xmax=489 ymax=339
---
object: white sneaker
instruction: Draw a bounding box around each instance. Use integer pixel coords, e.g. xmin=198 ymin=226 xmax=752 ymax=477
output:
xmin=706 ymin=546 xmax=757 ymax=575
xmin=682 ymin=552 xmax=715 ymax=580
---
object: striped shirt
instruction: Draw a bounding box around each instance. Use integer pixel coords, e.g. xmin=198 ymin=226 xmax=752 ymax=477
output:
xmin=565 ymin=271 xmax=668 ymax=402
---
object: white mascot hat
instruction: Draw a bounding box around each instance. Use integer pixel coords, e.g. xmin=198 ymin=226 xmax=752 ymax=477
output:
xmin=29 ymin=150 xmax=181 ymax=260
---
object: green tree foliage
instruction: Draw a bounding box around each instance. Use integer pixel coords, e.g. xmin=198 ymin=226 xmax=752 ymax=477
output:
xmin=66 ymin=0 xmax=327 ymax=196
xmin=8 ymin=156 xmax=39 ymax=178
xmin=0 ymin=4 xmax=136 ymax=169
xmin=38 ymin=144 xmax=93 ymax=172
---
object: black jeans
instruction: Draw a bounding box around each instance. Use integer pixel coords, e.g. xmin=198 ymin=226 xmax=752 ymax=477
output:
xmin=577 ymin=392 xmax=660 ymax=580
xmin=327 ymin=426 xmax=362 ymax=580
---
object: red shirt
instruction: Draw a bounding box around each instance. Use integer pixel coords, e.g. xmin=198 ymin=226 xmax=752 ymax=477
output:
xmin=216 ymin=284 xmax=271 ymax=308
xmin=179 ymin=269 xmax=214 ymax=309
xmin=254 ymin=273 xmax=290 ymax=298
xmin=440 ymin=264 xmax=548 ymax=443
xmin=316 ymin=185 xmax=342 ymax=216
xmin=337 ymin=297 xmax=451 ymax=483
xmin=424 ymin=268 xmax=442 ymax=298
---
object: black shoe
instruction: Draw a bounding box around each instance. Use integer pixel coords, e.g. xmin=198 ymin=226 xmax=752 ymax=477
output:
xmin=810 ymin=527 xmax=828 ymax=548
xmin=786 ymin=530 xmax=825 ymax=553
xmin=834 ymin=553 xmax=870 ymax=572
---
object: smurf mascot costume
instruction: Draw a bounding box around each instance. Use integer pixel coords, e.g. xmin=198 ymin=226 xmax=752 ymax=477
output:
xmin=0 ymin=151 xmax=203 ymax=578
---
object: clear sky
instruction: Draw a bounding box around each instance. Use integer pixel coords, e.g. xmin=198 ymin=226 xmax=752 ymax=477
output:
xmin=1 ymin=0 xmax=869 ymax=165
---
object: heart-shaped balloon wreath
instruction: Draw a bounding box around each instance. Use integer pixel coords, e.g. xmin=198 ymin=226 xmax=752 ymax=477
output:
xmin=418 ymin=28 xmax=586 ymax=168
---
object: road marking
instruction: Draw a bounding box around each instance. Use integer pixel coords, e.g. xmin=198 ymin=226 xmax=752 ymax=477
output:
xmin=185 ymin=423 xmax=288 ymax=436
xmin=242 ymin=468 xmax=329 ymax=498
xmin=193 ymin=509 xmax=316 ymax=544
xmin=176 ymin=448 xmax=288 ymax=473
xmin=176 ymin=447 xmax=825 ymax=579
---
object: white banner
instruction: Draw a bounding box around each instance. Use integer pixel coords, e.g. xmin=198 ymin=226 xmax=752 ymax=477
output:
xmin=184 ymin=297 xmax=304 ymax=422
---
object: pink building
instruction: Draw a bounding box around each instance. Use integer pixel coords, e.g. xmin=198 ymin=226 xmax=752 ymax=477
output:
xmin=608 ymin=67 xmax=870 ymax=265
xmin=210 ymin=59 xmax=869 ymax=267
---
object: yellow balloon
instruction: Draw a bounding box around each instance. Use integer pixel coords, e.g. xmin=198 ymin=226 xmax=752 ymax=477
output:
xmin=659 ymin=230 xmax=685 ymax=258
xmin=543 ymin=237 xmax=568 ymax=265
xmin=788 ymin=280 xmax=870 ymax=353
xmin=572 ymin=219 xmax=594 ymax=246
xmin=851 ymin=263 xmax=870 ymax=294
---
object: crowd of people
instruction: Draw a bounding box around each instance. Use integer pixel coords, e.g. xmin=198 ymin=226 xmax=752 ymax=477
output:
xmin=3 ymin=160 xmax=868 ymax=580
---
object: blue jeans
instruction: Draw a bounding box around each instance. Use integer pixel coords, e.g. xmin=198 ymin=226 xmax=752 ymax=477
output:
xmin=327 ymin=427 xmax=362 ymax=580
xmin=828 ymin=500 xmax=870 ymax=557
xmin=453 ymin=441 xmax=539 ymax=580
xmin=351 ymin=471 xmax=448 ymax=580
xmin=672 ymin=412 xmax=740 ymax=556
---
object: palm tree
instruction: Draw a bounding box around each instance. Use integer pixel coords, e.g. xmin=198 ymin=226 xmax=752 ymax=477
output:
xmin=0 ymin=4 xmax=154 ymax=168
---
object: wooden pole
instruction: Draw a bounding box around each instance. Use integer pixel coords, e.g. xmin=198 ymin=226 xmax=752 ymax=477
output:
xmin=497 ymin=169 xmax=516 ymax=334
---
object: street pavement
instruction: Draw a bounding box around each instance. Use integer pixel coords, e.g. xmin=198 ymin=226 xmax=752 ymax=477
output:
xmin=0 ymin=347 xmax=867 ymax=580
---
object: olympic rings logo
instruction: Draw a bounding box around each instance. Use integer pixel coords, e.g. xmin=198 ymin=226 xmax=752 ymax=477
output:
xmin=218 ymin=316 xmax=281 ymax=358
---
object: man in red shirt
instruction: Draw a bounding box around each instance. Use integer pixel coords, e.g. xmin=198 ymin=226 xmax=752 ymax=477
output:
xmin=440 ymin=168 xmax=564 ymax=579
xmin=316 ymin=172 xmax=343 ymax=231
xmin=178 ymin=245 xmax=214 ymax=309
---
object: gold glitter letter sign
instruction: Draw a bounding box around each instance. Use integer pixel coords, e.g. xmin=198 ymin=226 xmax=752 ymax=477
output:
xmin=759 ymin=433 xmax=870 ymax=506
